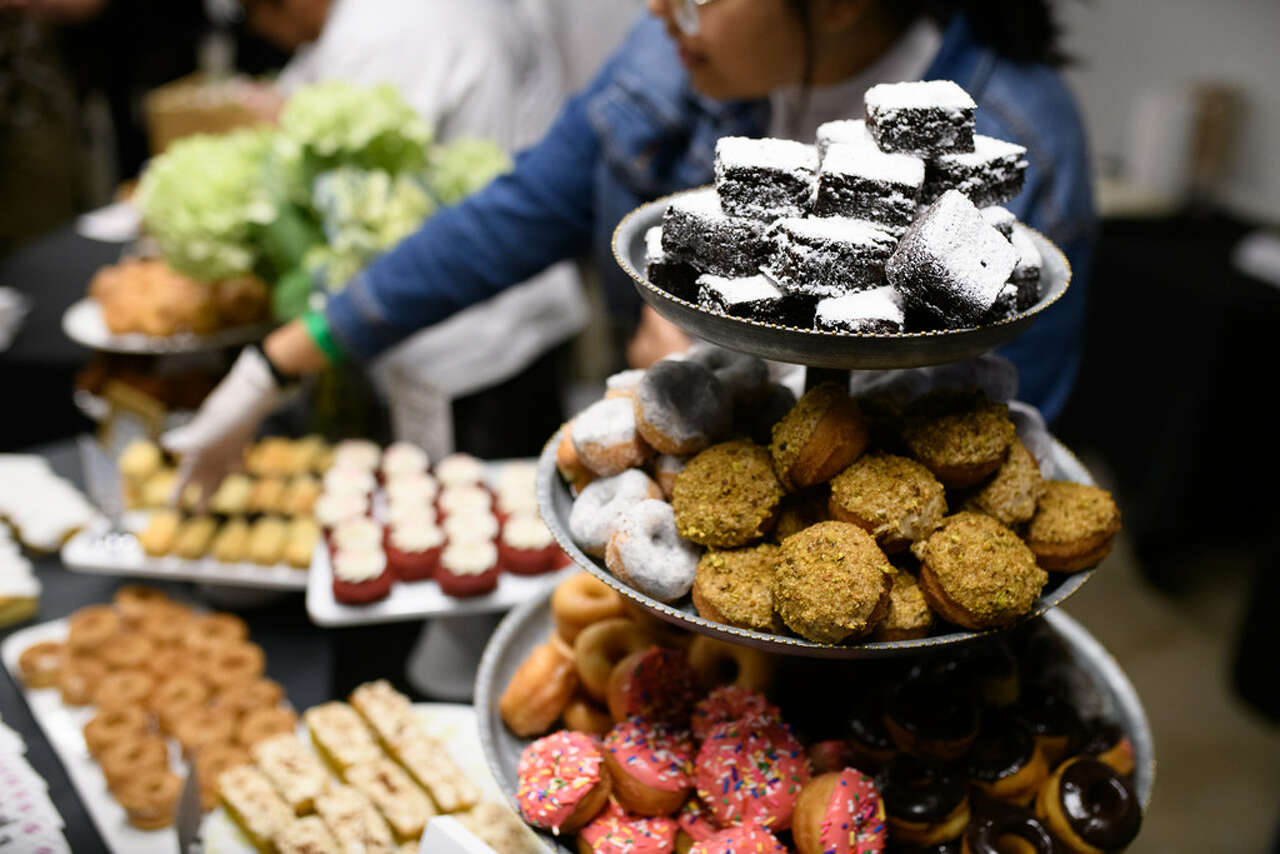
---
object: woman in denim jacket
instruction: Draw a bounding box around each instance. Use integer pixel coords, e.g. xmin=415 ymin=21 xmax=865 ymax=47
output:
xmin=167 ymin=0 xmax=1094 ymax=495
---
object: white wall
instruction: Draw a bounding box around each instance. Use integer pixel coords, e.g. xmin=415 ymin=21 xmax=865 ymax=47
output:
xmin=1060 ymin=0 xmax=1280 ymax=222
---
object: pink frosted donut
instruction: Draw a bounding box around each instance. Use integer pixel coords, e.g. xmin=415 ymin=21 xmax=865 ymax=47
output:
xmin=601 ymin=718 xmax=694 ymax=816
xmin=633 ymin=360 xmax=732 ymax=455
xmin=690 ymin=825 xmax=788 ymax=854
xmin=690 ymin=685 xmax=781 ymax=742
xmin=516 ymin=731 xmax=610 ymax=835
xmin=577 ymin=800 xmax=678 ymax=854
xmin=605 ymin=499 xmax=700 ymax=603
xmin=676 ymin=797 xmax=718 ymax=847
xmin=695 ymin=717 xmax=811 ymax=830
xmin=605 ymin=646 xmax=698 ymax=727
xmin=793 ymin=769 xmax=887 ymax=854
xmin=572 ymin=398 xmax=653 ymax=477
xmin=569 ymin=470 xmax=662 ymax=558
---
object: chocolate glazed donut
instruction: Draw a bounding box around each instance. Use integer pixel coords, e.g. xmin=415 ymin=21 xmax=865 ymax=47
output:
xmin=1035 ymin=757 xmax=1142 ymax=854
xmin=848 ymin=693 xmax=898 ymax=771
xmin=1074 ymin=719 xmax=1136 ymax=777
xmin=878 ymin=755 xmax=971 ymax=846
xmin=962 ymin=795 xmax=1055 ymax=854
xmin=967 ymin=715 xmax=1050 ymax=806
xmin=884 ymin=673 xmax=982 ymax=760
xmin=1012 ymin=690 xmax=1082 ymax=768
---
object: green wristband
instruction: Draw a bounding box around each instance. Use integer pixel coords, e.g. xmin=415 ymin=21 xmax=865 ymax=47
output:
xmin=302 ymin=310 xmax=344 ymax=364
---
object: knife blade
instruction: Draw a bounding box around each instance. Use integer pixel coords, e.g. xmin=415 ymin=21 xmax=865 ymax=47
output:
xmin=175 ymin=760 xmax=203 ymax=854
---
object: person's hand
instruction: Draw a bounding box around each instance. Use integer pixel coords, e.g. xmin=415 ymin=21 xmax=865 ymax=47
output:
xmin=161 ymin=347 xmax=284 ymax=507
xmin=627 ymin=305 xmax=691 ymax=368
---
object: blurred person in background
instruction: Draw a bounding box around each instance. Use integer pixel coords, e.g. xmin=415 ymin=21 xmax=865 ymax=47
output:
xmin=167 ymin=0 xmax=1094 ymax=499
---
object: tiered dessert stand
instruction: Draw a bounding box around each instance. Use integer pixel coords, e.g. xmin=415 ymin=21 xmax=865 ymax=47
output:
xmin=476 ymin=188 xmax=1155 ymax=851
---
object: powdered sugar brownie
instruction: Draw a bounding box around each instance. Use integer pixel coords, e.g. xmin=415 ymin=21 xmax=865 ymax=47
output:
xmin=815 ymin=117 xmax=875 ymax=160
xmin=814 ymin=138 xmax=924 ymax=233
xmin=434 ymin=453 xmax=486 ymax=489
xmin=920 ymin=134 xmax=1029 ymax=208
xmin=864 ymin=79 xmax=976 ymax=155
xmin=814 ymin=285 xmax=906 ymax=333
xmin=645 ymin=225 xmax=700 ymax=301
xmin=437 ymin=540 xmax=500 ymax=597
xmin=886 ymin=190 xmax=1018 ymax=326
xmin=764 ymin=217 xmax=898 ymax=298
xmin=1008 ymin=226 xmax=1043 ymax=310
xmin=661 ymin=188 xmax=771 ymax=277
xmin=696 ymin=272 xmax=789 ymax=322
xmin=981 ymin=204 xmax=1016 ymax=239
xmin=714 ymin=136 xmax=818 ymax=222
xmin=571 ymin=397 xmax=652 ymax=477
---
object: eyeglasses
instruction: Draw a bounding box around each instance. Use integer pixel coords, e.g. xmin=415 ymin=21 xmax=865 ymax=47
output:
xmin=673 ymin=0 xmax=721 ymax=36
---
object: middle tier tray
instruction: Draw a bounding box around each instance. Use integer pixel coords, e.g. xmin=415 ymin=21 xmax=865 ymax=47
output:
xmin=537 ymin=423 xmax=1100 ymax=659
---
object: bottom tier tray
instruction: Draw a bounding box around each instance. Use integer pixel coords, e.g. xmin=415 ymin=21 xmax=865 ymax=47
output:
xmin=475 ymin=590 xmax=1154 ymax=854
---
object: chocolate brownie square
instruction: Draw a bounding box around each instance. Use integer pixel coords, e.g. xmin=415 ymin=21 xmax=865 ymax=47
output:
xmin=661 ymin=188 xmax=770 ymax=277
xmin=644 ymin=226 xmax=700 ymax=301
xmin=1008 ymin=226 xmax=1043 ymax=311
xmin=813 ymin=139 xmax=924 ymax=233
xmin=864 ymin=80 xmax=976 ymax=156
xmin=763 ymin=216 xmax=899 ymax=298
xmin=885 ymin=189 xmax=1018 ymax=327
xmin=984 ymin=282 xmax=1020 ymax=323
xmin=696 ymin=272 xmax=788 ymax=322
xmin=920 ymin=135 xmax=1028 ymax=208
xmin=815 ymin=118 xmax=875 ymax=161
xmin=713 ymin=136 xmax=818 ymax=221
xmin=814 ymin=285 xmax=906 ymax=333
xmin=980 ymin=205 xmax=1016 ymax=240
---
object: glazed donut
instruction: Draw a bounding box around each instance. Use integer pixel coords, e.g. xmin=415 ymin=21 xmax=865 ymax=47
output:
xmin=573 ymin=618 xmax=652 ymax=701
xmin=100 ymin=734 xmax=169 ymax=792
xmin=603 ymin=718 xmax=694 ymax=816
xmin=847 ymin=694 xmax=897 ymax=772
xmin=112 ymin=584 xmax=169 ymax=625
xmin=1076 ymin=719 xmax=1136 ymax=777
xmin=18 ymin=641 xmax=64 ymax=688
xmin=563 ymin=694 xmax=613 ymax=736
xmin=183 ymin=613 xmax=249 ymax=650
xmin=115 ymin=767 xmax=181 ymax=830
xmin=687 ymin=635 xmax=774 ymax=693
xmin=83 ymin=705 xmax=150 ymax=757
xmin=572 ymin=398 xmax=654 ymax=477
xmin=577 ymin=800 xmax=678 ymax=854
xmin=204 ymin=641 xmax=266 ymax=689
xmin=58 ymin=656 xmax=107 ymax=706
xmin=690 ymin=685 xmax=780 ymax=741
xmin=237 ymin=706 xmax=298 ymax=748
xmin=67 ymin=605 xmax=122 ymax=653
xmin=173 ymin=707 xmax=236 ymax=756
xmin=695 ymin=716 xmax=810 ymax=830
xmin=966 ymin=715 xmax=1049 ymax=806
xmin=691 ymin=825 xmax=788 ymax=854
xmin=557 ymin=424 xmax=597 ymax=495
xmin=632 ymin=359 xmax=732 ymax=455
xmin=135 ymin=602 xmax=193 ymax=647
xmin=92 ymin=669 xmax=156 ymax=710
xmin=552 ymin=573 xmax=626 ymax=645
xmin=605 ymin=646 xmax=698 ymax=726
xmin=1013 ymin=691 xmax=1082 ymax=769
xmin=99 ymin=633 xmax=154 ymax=671
xmin=769 ymin=383 xmax=869 ymax=492
xmin=516 ymin=730 xmax=611 ymax=834
xmin=499 ymin=642 xmax=579 ymax=737
xmin=961 ymin=796 xmax=1055 ymax=854
xmin=877 ymin=755 xmax=970 ymax=846
xmin=792 ymin=769 xmax=887 ymax=854
xmin=569 ymin=470 xmax=663 ymax=558
xmin=606 ymin=499 xmax=700 ymax=603
xmin=1034 ymin=757 xmax=1141 ymax=854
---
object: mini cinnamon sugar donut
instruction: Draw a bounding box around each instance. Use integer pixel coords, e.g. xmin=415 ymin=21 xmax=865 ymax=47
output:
xmin=67 ymin=605 xmax=121 ymax=653
xmin=603 ymin=718 xmax=694 ymax=816
xmin=84 ymin=705 xmax=150 ymax=757
xmin=792 ymin=769 xmax=887 ymax=854
xmin=828 ymin=453 xmax=947 ymax=554
xmin=93 ymin=669 xmax=156 ymax=710
xmin=184 ymin=613 xmax=249 ymax=651
xmin=690 ymin=685 xmax=781 ymax=742
xmin=552 ymin=572 xmax=626 ymax=645
xmin=962 ymin=796 xmax=1056 ymax=854
xmin=774 ymin=522 xmax=893 ymax=644
xmin=115 ymin=767 xmax=181 ymax=830
xmin=901 ymin=389 xmax=1016 ymax=489
xmin=961 ymin=438 xmax=1046 ymax=529
xmin=606 ymin=499 xmax=701 ymax=603
xmin=872 ymin=570 xmax=934 ymax=642
xmin=151 ymin=675 xmax=209 ymax=733
xmin=112 ymin=584 xmax=169 ymax=625
xmin=1023 ymin=480 xmax=1122 ymax=573
xmin=692 ymin=544 xmax=780 ymax=633
xmin=237 ymin=706 xmax=299 ymax=748
xmin=135 ymin=603 xmax=194 ymax=648
xmin=574 ymin=618 xmax=651 ymax=701
xmin=18 ymin=641 xmax=65 ymax=688
xmin=770 ymin=382 xmax=869 ymax=492
xmin=913 ymin=513 xmax=1046 ymax=630
xmin=174 ymin=707 xmax=237 ymax=756
xmin=569 ymin=470 xmax=664 ymax=559
xmin=557 ymin=424 xmax=597 ymax=495
xmin=59 ymin=656 xmax=107 ymax=706
xmin=205 ymin=642 xmax=267 ymax=690
xmin=695 ymin=716 xmax=810 ymax=830
xmin=966 ymin=715 xmax=1049 ymax=806
xmin=1075 ymin=719 xmax=1136 ymax=777
xmin=563 ymin=694 xmax=613 ymax=737
xmin=1034 ymin=758 xmax=1141 ymax=854
xmin=100 ymin=734 xmax=170 ymax=792
xmin=672 ymin=440 xmax=784 ymax=548
xmin=687 ymin=635 xmax=775 ymax=694
xmin=516 ymin=730 xmax=611 ymax=835
xmin=99 ymin=633 xmax=155 ymax=671
xmin=572 ymin=398 xmax=654 ymax=477
xmin=878 ymin=755 xmax=970 ymax=847
xmin=209 ymin=678 xmax=286 ymax=720
xmin=632 ymin=359 xmax=733 ymax=456
xmin=605 ymin=646 xmax=698 ymax=726
xmin=577 ymin=800 xmax=678 ymax=854
xmin=499 ymin=642 xmax=579 ymax=737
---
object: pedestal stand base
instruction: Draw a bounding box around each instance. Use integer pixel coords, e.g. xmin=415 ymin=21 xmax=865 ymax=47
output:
xmin=406 ymin=614 xmax=503 ymax=702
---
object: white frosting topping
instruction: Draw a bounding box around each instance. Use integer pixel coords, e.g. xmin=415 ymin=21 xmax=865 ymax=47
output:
xmin=496 ymin=489 xmax=539 ymax=517
xmin=380 ymin=442 xmax=428 ymax=477
xmin=494 ymin=461 xmax=537 ymax=496
xmin=816 ymin=286 xmax=906 ymax=324
xmin=438 ymin=485 xmax=491 ymax=515
xmin=715 ymin=136 xmax=818 ymax=173
xmin=434 ymin=453 xmax=486 ymax=487
xmin=323 ymin=465 xmax=375 ymax=496
xmin=501 ymin=513 xmax=553 ymax=550
xmin=314 ymin=492 xmax=367 ymax=527
xmin=571 ymin=397 xmax=637 ymax=449
xmin=389 ymin=521 xmax=444 ymax=553
xmin=332 ymin=517 xmax=383 ymax=551
xmin=440 ymin=540 xmax=498 ymax=576
xmin=332 ymin=439 xmax=381 ymax=471
xmin=697 ymin=273 xmax=783 ymax=306
xmin=333 ymin=548 xmax=385 ymax=583
xmin=443 ymin=511 xmax=499 ymax=543
xmin=385 ymin=503 xmax=437 ymax=528
xmin=821 ymin=140 xmax=924 ymax=188
xmin=865 ymin=79 xmax=975 ymax=112
xmin=385 ymin=473 xmax=439 ymax=505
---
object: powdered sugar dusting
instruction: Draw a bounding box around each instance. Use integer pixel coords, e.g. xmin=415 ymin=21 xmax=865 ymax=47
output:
xmin=981 ymin=205 xmax=1016 ymax=238
xmin=645 ymin=226 xmax=666 ymax=263
xmin=816 ymin=286 xmax=905 ymax=325
xmin=1010 ymin=226 xmax=1042 ymax=276
xmin=572 ymin=397 xmax=638 ymax=448
xmin=821 ymin=141 xmax=925 ymax=188
xmin=775 ymin=216 xmax=898 ymax=248
xmin=865 ymin=79 xmax=974 ymax=112
xmin=615 ymin=498 xmax=699 ymax=602
xmin=936 ymin=134 xmax=1027 ymax=168
xmin=816 ymin=119 xmax=874 ymax=154
xmin=697 ymin=273 xmax=783 ymax=306
xmin=715 ymin=136 xmax=818 ymax=173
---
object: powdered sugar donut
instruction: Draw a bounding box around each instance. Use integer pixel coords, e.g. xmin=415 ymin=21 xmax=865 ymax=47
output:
xmin=569 ymin=470 xmax=662 ymax=558
xmin=573 ymin=398 xmax=653 ymax=477
xmin=633 ymin=360 xmax=732 ymax=456
xmin=652 ymin=454 xmax=688 ymax=500
xmin=685 ymin=343 xmax=770 ymax=412
xmin=604 ymin=369 xmax=647 ymax=400
xmin=605 ymin=499 xmax=700 ymax=602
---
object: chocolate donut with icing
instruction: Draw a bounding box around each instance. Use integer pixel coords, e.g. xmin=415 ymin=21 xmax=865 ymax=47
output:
xmin=877 ymin=755 xmax=970 ymax=846
xmin=966 ymin=715 xmax=1049 ymax=806
xmin=1013 ymin=691 xmax=1083 ymax=768
xmin=1035 ymin=757 xmax=1142 ymax=853
xmin=1074 ymin=719 xmax=1136 ymax=777
xmin=884 ymin=672 xmax=981 ymax=760
xmin=961 ymin=795 xmax=1055 ymax=854
xmin=848 ymin=694 xmax=898 ymax=771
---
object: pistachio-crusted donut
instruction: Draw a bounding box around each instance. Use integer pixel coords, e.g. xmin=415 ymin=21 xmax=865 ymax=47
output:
xmin=692 ymin=544 xmax=780 ymax=632
xmin=770 ymin=383 xmax=869 ymax=492
xmin=873 ymin=569 xmax=935 ymax=641
xmin=633 ymin=359 xmax=733 ymax=455
xmin=1023 ymin=480 xmax=1121 ymax=573
xmin=672 ymin=440 xmax=784 ymax=547
xmin=569 ymin=470 xmax=663 ymax=558
xmin=829 ymin=452 xmax=947 ymax=554
xmin=901 ymin=389 xmax=1016 ymax=488
xmin=573 ymin=398 xmax=653 ymax=477
xmin=606 ymin=499 xmax=701 ymax=603
xmin=961 ymin=437 xmax=1045 ymax=528
xmin=774 ymin=522 xmax=893 ymax=644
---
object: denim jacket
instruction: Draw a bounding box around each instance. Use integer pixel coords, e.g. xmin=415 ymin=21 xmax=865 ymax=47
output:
xmin=326 ymin=12 xmax=1095 ymax=421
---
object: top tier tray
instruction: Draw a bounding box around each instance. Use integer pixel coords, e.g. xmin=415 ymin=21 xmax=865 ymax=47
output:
xmin=612 ymin=188 xmax=1071 ymax=370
